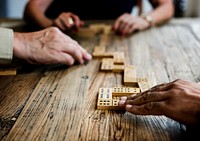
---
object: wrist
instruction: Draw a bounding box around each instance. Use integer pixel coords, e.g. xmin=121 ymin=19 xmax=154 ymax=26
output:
xmin=13 ymin=32 xmax=27 ymax=59
xmin=141 ymin=14 xmax=153 ymax=28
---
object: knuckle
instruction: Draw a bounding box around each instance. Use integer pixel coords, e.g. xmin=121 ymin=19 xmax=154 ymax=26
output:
xmin=66 ymin=57 xmax=74 ymax=66
xmin=174 ymin=79 xmax=183 ymax=83
xmin=171 ymin=83 xmax=180 ymax=89
xmin=123 ymin=21 xmax=129 ymax=25
xmin=144 ymin=102 xmax=154 ymax=111
xmin=74 ymin=15 xmax=78 ymax=19
xmin=71 ymin=45 xmax=78 ymax=53
xmin=48 ymin=27 xmax=62 ymax=39
xmin=73 ymin=40 xmax=79 ymax=45
xmin=61 ymin=12 xmax=66 ymax=16
xmin=141 ymin=92 xmax=151 ymax=102
xmin=49 ymin=26 xmax=60 ymax=34
xmin=126 ymin=100 xmax=132 ymax=105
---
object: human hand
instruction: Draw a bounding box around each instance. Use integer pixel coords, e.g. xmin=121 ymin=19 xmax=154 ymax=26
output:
xmin=13 ymin=27 xmax=92 ymax=65
xmin=119 ymin=79 xmax=200 ymax=125
xmin=113 ymin=13 xmax=150 ymax=36
xmin=53 ymin=12 xmax=84 ymax=31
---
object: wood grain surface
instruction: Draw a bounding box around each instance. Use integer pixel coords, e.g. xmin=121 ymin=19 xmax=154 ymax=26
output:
xmin=1 ymin=18 xmax=200 ymax=141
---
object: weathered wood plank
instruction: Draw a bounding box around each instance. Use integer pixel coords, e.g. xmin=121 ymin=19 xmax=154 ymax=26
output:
xmin=1 ymin=18 xmax=200 ymax=141
xmin=0 ymin=66 xmax=45 ymax=140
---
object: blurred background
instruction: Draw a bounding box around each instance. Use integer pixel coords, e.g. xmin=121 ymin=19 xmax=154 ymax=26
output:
xmin=0 ymin=0 xmax=27 ymax=18
xmin=0 ymin=0 xmax=200 ymax=18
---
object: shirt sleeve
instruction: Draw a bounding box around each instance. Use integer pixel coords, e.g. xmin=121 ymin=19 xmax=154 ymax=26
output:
xmin=0 ymin=27 xmax=14 ymax=65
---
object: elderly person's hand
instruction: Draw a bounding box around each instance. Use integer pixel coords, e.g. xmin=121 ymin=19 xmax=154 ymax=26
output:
xmin=119 ymin=79 xmax=200 ymax=126
xmin=13 ymin=27 xmax=92 ymax=65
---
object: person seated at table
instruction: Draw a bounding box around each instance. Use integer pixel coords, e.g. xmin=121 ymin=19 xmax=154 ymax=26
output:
xmin=23 ymin=0 xmax=174 ymax=36
xmin=118 ymin=79 xmax=200 ymax=126
xmin=0 ymin=27 xmax=92 ymax=65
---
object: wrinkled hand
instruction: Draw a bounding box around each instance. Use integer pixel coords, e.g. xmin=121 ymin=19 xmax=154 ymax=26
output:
xmin=53 ymin=12 xmax=84 ymax=31
xmin=119 ymin=79 xmax=200 ymax=125
xmin=113 ymin=13 xmax=150 ymax=36
xmin=13 ymin=27 xmax=92 ymax=65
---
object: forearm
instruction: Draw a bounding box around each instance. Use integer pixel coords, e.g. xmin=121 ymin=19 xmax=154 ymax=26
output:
xmin=23 ymin=0 xmax=53 ymax=28
xmin=148 ymin=0 xmax=174 ymax=26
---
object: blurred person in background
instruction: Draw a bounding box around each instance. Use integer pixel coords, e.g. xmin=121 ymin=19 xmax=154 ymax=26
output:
xmin=23 ymin=0 xmax=174 ymax=36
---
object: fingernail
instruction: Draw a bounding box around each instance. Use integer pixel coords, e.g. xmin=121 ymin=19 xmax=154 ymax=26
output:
xmin=118 ymin=100 xmax=126 ymax=106
xmin=131 ymin=94 xmax=137 ymax=97
xmin=86 ymin=53 xmax=92 ymax=60
xmin=68 ymin=59 xmax=75 ymax=66
xmin=120 ymin=96 xmax=127 ymax=101
xmin=126 ymin=105 xmax=132 ymax=109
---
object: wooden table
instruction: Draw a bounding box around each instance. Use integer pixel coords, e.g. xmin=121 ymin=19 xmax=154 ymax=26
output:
xmin=1 ymin=18 xmax=200 ymax=141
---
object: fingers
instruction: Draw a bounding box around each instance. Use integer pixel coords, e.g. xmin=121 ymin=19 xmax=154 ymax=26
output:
xmin=118 ymin=92 xmax=168 ymax=115
xmin=66 ymin=44 xmax=84 ymax=64
xmin=112 ymin=15 xmax=123 ymax=31
xmin=43 ymin=44 xmax=90 ymax=66
xmin=54 ymin=12 xmax=83 ymax=31
xmin=118 ymin=82 xmax=173 ymax=106
xmin=119 ymin=91 xmax=170 ymax=108
xmin=47 ymin=28 xmax=91 ymax=64
xmin=53 ymin=18 xmax=67 ymax=31
xmin=113 ymin=14 xmax=137 ymax=36
xmin=61 ymin=41 xmax=92 ymax=64
xmin=40 ymin=44 xmax=90 ymax=65
xmin=129 ymin=91 xmax=170 ymax=105
xmin=71 ymin=14 xmax=84 ymax=29
xmin=118 ymin=80 xmax=189 ymax=117
xmin=113 ymin=14 xmax=129 ymax=36
xmin=113 ymin=14 xmax=155 ymax=36
xmin=77 ymin=45 xmax=92 ymax=61
xmin=118 ymin=15 xmax=134 ymax=36
xmin=56 ymin=52 xmax=75 ymax=66
xmin=54 ymin=15 xmax=73 ymax=31
xmin=123 ymin=23 xmax=135 ymax=35
xmin=125 ymin=101 xmax=166 ymax=115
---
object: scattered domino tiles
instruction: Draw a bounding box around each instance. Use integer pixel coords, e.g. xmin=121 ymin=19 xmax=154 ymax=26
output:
xmin=100 ymin=57 xmax=125 ymax=72
xmin=123 ymin=65 xmax=137 ymax=86
xmin=0 ymin=67 xmax=17 ymax=76
xmin=101 ymin=58 xmax=113 ymax=71
xmin=89 ymin=24 xmax=112 ymax=35
xmin=97 ymin=86 xmax=143 ymax=110
xmin=75 ymin=28 xmax=97 ymax=37
xmin=90 ymin=24 xmax=154 ymax=110
xmin=96 ymin=76 xmax=151 ymax=110
xmin=112 ymin=65 xmax=125 ymax=73
xmin=92 ymin=45 xmax=113 ymax=58
xmin=112 ymin=87 xmax=140 ymax=95
xmin=76 ymin=24 xmax=112 ymax=38
xmin=97 ymin=87 xmax=139 ymax=110
xmin=113 ymin=52 xmax=125 ymax=64
xmin=138 ymin=81 xmax=152 ymax=92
